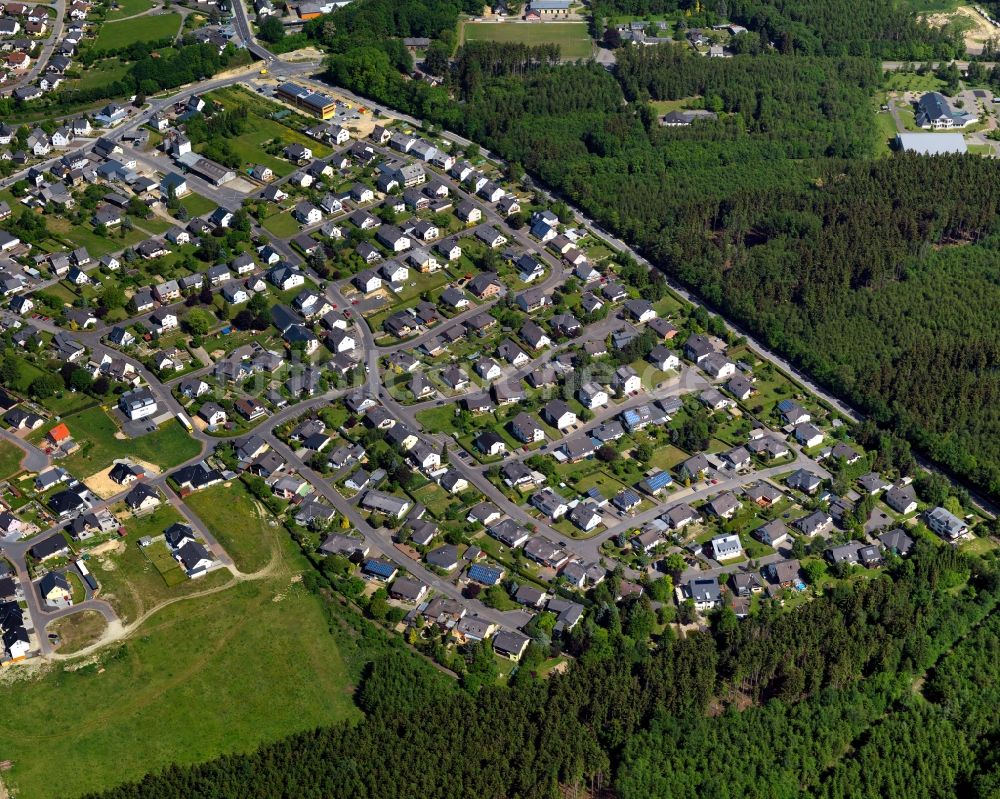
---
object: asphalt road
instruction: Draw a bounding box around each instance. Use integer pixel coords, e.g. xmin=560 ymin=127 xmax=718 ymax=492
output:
xmin=0 ymin=0 xmax=66 ymax=97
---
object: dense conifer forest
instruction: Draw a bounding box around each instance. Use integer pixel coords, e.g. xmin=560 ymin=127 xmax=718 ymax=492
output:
xmin=85 ymin=542 xmax=1000 ymax=798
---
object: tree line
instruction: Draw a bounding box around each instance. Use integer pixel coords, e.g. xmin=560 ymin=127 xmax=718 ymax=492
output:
xmin=82 ymin=541 xmax=1000 ymax=798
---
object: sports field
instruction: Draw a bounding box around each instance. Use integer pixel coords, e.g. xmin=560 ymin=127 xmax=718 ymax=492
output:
xmin=462 ymin=21 xmax=594 ymax=59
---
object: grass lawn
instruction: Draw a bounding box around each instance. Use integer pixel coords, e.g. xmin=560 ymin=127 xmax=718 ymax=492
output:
xmin=462 ymin=21 xmax=593 ymax=60
xmin=136 ymin=215 xmax=173 ymax=235
xmin=885 ymin=72 xmax=946 ymax=93
xmin=896 ymin=105 xmax=919 ymax=131
xmin=204 ymin=89 xmax=332 ymax=175
xmin=120 ymin=502 xmax=184 ymax=542
xmin=39 ymin=408 xmax=200 ymax=479
xmin=180 ymin=192 xmax=217 ymax=217
xmin=67 ymin=571 xmax=87 ymax=604
xmin=106 ymin=0 xmax=155 ymax=19
xmin=648 ymin=443 xmax=688 ymax=472
xmin=49 ymin=609 xmax=108 ymax=654
xmin=64 ymin=223 xmax=145 ymax=258
xmin=39 ymin=391 xmax=98 ymax=417
xmin=409 ymin=482 xmax=454 ymax=518
xmin=94 ymin=12 xmax=181 ymax=50
xmin=185 ymin=481 xmax=278 ymax=572
xmin=263 ymin=211 xmax=301 ymax=238
xmin=416 ymin=404 xmax=459 ymax=433
xmin=573 ymin=469 xmax=630 ymax=500
xmin=0 ymin=569 xmax=358 ymax=799
xmin=0 ymin=440 xmax=24 ymax=478
xmin=70 ymin=59 xmax=132 ymax=91
xmin=874 ymin=110 xmax=899 ymax=156
xmin=144 ymin=538 xmax=188 ymax=586
xmin=960 ymin=535 xmax=999 ymax=556
xmin=649 ymin=97 xmax=702 ymax=115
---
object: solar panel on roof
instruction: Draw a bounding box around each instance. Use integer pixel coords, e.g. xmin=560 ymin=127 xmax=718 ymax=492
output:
xmin=468 ymin=564 xmax=501 ymax=584
xmin=646 ymin=472 xmax=673 ymax=489
xmin=364 ymin=559 xmax=396 ymax=578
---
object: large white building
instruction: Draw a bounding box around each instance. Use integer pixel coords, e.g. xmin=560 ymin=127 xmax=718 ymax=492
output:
xmin=118 ymin=387 xmax=158 ymax=421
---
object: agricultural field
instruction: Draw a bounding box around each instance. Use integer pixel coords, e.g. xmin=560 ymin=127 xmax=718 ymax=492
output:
xmin=94 ymin=12 xmax=181 ymax=50
xmin=462 ymin=21 xmax=594 ymax=60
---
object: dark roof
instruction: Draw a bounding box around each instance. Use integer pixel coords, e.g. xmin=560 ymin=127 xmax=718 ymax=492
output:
xmin=30 ymin=533 xmax=68 ymax=559
xmin=124 ymin=483 xmax=159 ymax=508
xmin=47 ymin=489 xmax=86 ymax=515
xmin=363 ymin=558 xmax=397 ymax=579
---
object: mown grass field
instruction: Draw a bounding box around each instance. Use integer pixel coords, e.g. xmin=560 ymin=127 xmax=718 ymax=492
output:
xmin=33 ymin=408 xmax=200 ymax=479
xmin=106 ymin=0 xmax=155 ymax=19
xmin=179 ymin=192 xmax=218 ymax=217
xmin=184 ymin=481 xmax=277 ymax=572
xmin=0 ymin=569 xmax=359 ymax=799
xmin=0 ymin=440 xmax=24 ymax=478
xmin=462 ymin=21 xmax=593 ymax=59
xmin=94 ymin=12 xmax=181 ymax=49
xmin=263 ymin=210 xmax=301 ymax=237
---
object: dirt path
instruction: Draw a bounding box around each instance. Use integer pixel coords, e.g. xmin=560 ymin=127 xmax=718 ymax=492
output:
xmin=46 ymin=549 xmax=285 ymax=662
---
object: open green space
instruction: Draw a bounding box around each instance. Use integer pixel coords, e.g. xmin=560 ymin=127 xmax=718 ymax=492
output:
xmin=184 ymin=481 xmax=277 ymax=572
xmin=0 ymin=569 xmax=358 ymax=799
xmin=649 ymin=97 xmax=702 ymax=115
xmin=67 ymin=571 xmax=87 ymax=604
xmin=35 ymin=408 xmax=200 ymax=479
xmin=144 ymin=538 xmax=189 ymax=586
xmin=462 ymin=21 xmax=593 ymax=60
xmin=885 ymin=71 xmax=946 ymax=93
xmin=180 ymin=192 xmax=218 ymax=217
xmin=410 ymin=481 xmax=455 ymax=518
xmin=106 ymin=0 xmax=156 ymax=19
xmin=204 ymin=86 xmax=333 ymax=176
xmin=49 ymin=609 xmax=108 ymax=654
xmin=94 ymin=12 xmax=181 ymax=50
xmin=94 ymin=533 xmax=229 ymax=624
xmin=874 ymin=109 xmax=900 ymax=156
xmin=70 ymin=59 xmax=132 ymax=91
xmin=0 ymin=440 xmax=24 ymax=478
xmin=263 ymin=211 xmax=301 ymax=238
xmin=39 ymin=391 xmax=98 ymax=418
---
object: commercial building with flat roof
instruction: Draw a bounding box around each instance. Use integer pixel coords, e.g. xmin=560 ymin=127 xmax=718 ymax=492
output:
xmin=276 ymin=82 xmax=337 ymax=119
xmin=896 ymin=132 xmax=967 ymax=156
